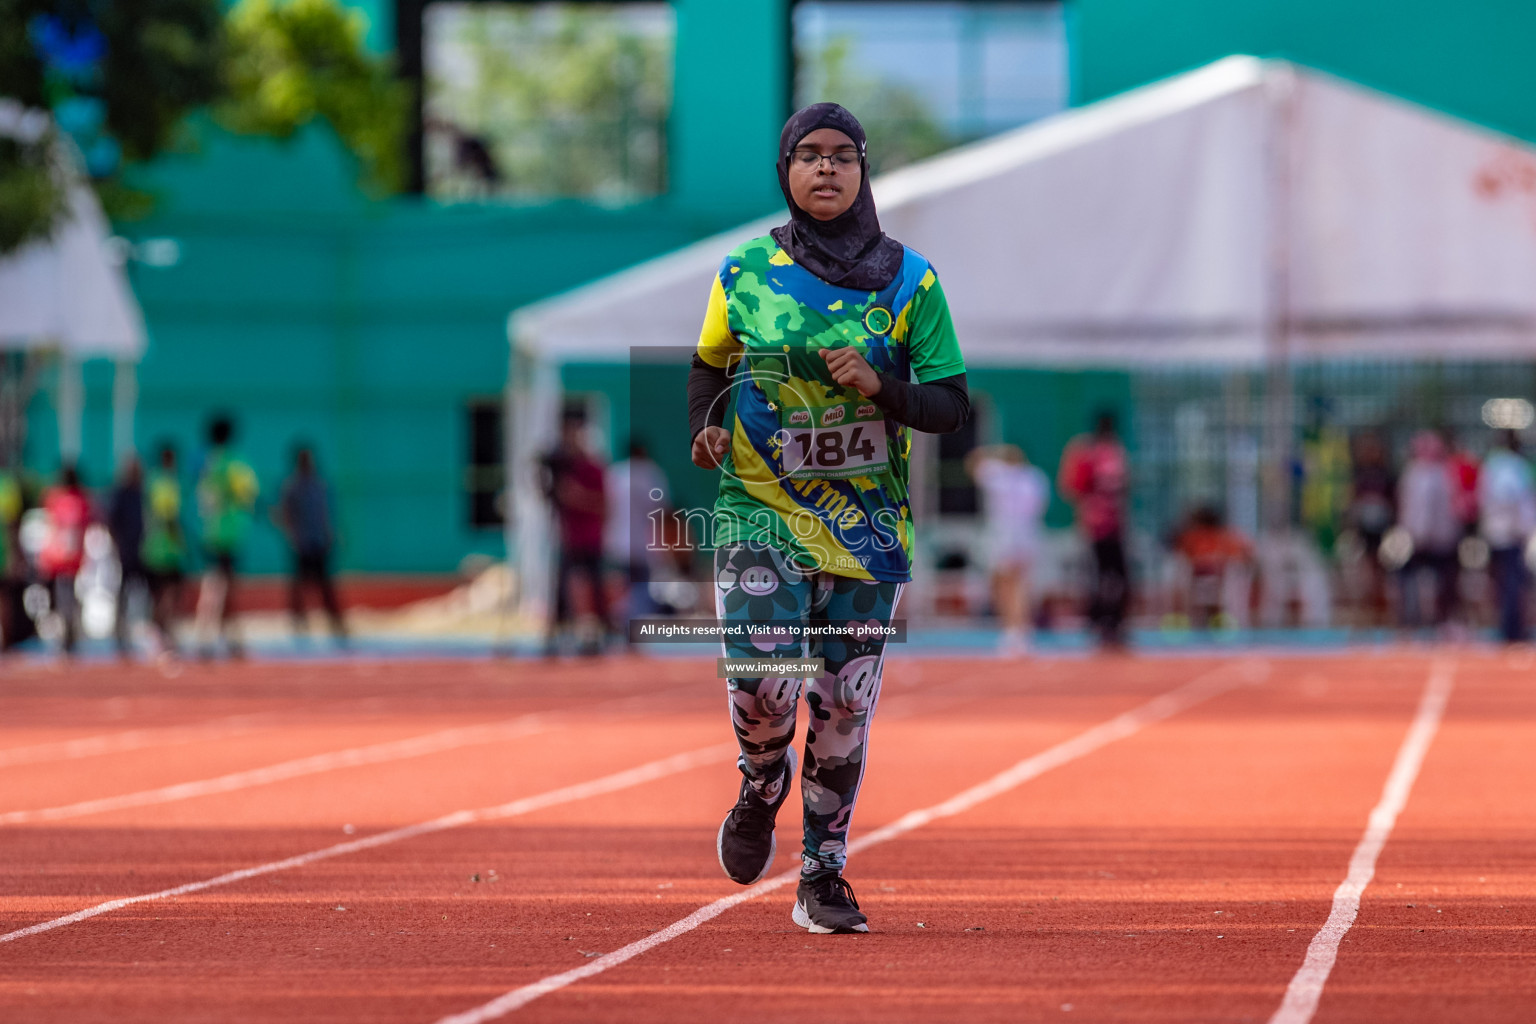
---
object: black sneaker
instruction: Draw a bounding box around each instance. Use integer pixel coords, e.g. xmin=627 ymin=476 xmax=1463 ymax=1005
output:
xmin=716 ymin=749 xmax=797 ymax=885
xmin=792 ymin=872 xmax=868 ymax=934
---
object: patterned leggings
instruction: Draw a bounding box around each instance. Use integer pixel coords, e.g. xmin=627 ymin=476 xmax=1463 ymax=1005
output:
xmin=714 ymin=543 xmax=903 ymax=876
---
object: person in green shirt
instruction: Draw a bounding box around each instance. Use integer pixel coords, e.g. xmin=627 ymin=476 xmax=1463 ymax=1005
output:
xmin=195 ymin=415 xmax=259 ymax=659
xmin=687 ymin=104 xmax=969 ymax=934
xmin=143 ymin=442 xmax=189 ymax=657
xmin=0 ymin=468 xmax=26 ymax=649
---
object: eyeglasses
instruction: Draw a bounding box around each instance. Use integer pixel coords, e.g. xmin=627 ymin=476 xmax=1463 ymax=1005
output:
xmin=790 ymin=149 xmax=860 ymax=169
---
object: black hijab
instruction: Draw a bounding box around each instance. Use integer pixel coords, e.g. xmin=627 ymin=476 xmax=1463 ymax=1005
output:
xmin=770 ymin=103 xmax=904 ymax=292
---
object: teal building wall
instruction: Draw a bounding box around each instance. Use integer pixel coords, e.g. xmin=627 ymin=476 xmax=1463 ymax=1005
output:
xmin=62 ymin=0 xmax=790 ymax=575
xmin=64 ymin=0 xmax=1536 ymax=575
xmin=1071 ymin=0 xmax=1536 ymax=144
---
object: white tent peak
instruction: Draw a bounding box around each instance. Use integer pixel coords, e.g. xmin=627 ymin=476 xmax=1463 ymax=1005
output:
xmin=510 ymin=53 xmax=1536 ymax=369
xmin=870 ymin=54 xmax=1271 ymax=209
xmin=0 ymin=103 xmax=147 ymax=359
xmin=508 ymin=55 xmax=1274 ymax=359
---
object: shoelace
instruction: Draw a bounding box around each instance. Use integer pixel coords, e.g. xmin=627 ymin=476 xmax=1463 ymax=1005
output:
xmin=729 ymin=760 xmax=788 ymax=839
xmin=729 ymin=802 xmax=775 ymax=839
xmin=807 ymin=873 xmax=860 ymax=911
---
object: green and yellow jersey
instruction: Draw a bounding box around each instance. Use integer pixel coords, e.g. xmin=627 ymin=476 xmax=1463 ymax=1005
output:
xmin=0 ymin=472 xmax=21 ymax=574
xmin=198 ymin=449 xmax=259 ymax=554
xmin=697 ymin=234 xmax=963 ymax=582
xmin=143 ymin=469 xmax=187 ymax=572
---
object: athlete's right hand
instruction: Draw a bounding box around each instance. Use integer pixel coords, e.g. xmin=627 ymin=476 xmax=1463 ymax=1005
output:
xmin=692 ymin=426 xmax=731 ymax=470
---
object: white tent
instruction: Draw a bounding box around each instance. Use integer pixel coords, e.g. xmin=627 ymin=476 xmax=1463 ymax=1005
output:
xmin=0 ymin=102 xmax=148 ymax=462
xmin=506 ymin=55 xmax=1536 ymax=620
xmin=0 ymin=179 xmax=146 ymax=360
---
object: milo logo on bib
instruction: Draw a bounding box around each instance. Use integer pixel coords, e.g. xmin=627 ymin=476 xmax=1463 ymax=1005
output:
xmin=778 ymin=397 xmax=892 ymax=481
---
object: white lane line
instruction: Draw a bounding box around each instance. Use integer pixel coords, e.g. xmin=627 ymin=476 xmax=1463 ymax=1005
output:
xmin=0 ymin=716 xmax=556 ymax=825
xmin=0 ymin=743 xmax=737 ymax=944
xmin=1268 ymin=658 xmax=1456 ymax=1024
xmin=0 ymin=676 xmax=706 ymax=774
xmin=0 ymin=715 xmax=275 ymax=769
xmin=432 ymin=658 xmax=1273 ymax=1024
xmin=0 ymin=672 xmax=964 ymax=942
xmin=0 ymin=676 xmax=922 ymax=825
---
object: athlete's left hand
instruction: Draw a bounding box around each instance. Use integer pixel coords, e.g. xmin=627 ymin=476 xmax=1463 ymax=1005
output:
xmin=819 ymin=347 xmax=883 ymax=398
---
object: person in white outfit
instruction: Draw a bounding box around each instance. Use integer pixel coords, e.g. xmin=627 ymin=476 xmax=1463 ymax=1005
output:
xmin=967 ymin=444 xmax=1051 ymax=654
xmin=604 ymin=437 xmax=671 ymax=620
xmin=1396 ymin=430 xmax=1461 ymax=630
xmin=1478 ymin=430 xmax=1536 ymax=643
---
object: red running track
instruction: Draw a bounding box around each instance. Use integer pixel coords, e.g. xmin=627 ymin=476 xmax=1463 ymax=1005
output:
xmin=0 ymin=651 xmax=1533 ymax=1022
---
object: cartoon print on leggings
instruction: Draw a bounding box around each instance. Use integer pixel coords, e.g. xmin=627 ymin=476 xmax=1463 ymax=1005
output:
xmin=716 ymin=542 xmax=901 ymax=875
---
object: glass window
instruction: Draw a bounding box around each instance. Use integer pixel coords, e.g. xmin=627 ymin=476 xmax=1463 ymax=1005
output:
xmin=794 ymin=1 xmax=1067 ymax=174
xmin=466 ymin=400 xmax=506 ymax=527
xmin=424 ymin=2 xmax=674 ymax=201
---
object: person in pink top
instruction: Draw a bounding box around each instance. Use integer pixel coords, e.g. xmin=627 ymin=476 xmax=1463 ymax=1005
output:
xmin=540 ymin=404 xmax=610 ymax=655
xmin=1059 ymin=411 xmax=1131 ymax=649
xmin=1446 ymin=429 xmax=1480 ymax=537
xmin=39 ymin=465 xmax=92 ymax=655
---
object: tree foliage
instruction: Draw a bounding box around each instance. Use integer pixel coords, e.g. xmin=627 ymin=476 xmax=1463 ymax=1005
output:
xmin=0 ymin=0 xmax=224 ymax=251
xmin=0 ymin=0 xmax=225 ymax=163
xmin=0 ymin=0 xmax=406 ymax=254
xmin=0 ymin=122 xmax=67 ymax=254
xmin=220 ymin=0 xmax=408 ymax=195
xmin=799 ymin=36 xmax=953 ymax=177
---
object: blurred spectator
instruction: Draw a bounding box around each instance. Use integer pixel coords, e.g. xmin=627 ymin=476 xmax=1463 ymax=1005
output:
xmin=275 ymin=445 xmax=346 ymax=641
xmin=195 ymin=415 xmax=260 ymax=660
xmin=1347 ymin=431 xmax=1397 ymax=624
xmin=605 ymin=437 xmax=670 ymax=621
xmin=106 ymin=456 xmax=145 ymax=659
xmin=1446 ymin=429 xmax=1481 ymax=538
xmin=1478 ymin=430 xmax=1536 ymax=644
xmin=1059 ymin=411 xmax=1130 ymax=649
xmin=1396 ymin=430 xmax=1460 ymax=629
xmin=39 ymin=464 xmax=91 ymax=656
xmin=541 ymin=404 xmax=609 ymax=655
xmin=1300 ymin=423 xmax=1351 ymax=554
xmin=1171 ymin=505 xmax=1253 ymax=630
xmin=967 ymin=443 xmax=1050 ymax=655
xmin=142 ymin=444 xmax=188 ymax=657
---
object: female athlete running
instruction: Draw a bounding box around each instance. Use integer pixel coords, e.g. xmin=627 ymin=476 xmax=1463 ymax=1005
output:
xmin=687 ymin=103 xmax=970 ymax=933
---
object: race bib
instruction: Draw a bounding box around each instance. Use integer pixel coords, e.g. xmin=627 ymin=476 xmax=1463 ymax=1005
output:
xmin=776 ymin=398 xmax=889 ymax=480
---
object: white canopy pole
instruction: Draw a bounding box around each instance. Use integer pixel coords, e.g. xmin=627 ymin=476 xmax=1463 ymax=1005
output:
xmin=509 ymin=340 xmax=562 ymax=630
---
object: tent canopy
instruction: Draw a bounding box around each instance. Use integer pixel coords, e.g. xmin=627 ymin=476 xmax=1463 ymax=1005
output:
xmin=0 ymin=104 xmax=147 ymax=359
xmin=511 ymin=55 xmax=1536 ymax=368
xmin=504 ymin=55 xmax=1536 ymax=620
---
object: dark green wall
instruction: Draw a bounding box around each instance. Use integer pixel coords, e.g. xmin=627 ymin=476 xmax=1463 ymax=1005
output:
xmin=968 ymin=367 xmax=1133 ymax=529
xmin=1072 ymin=0 xmax=1536 ymax=144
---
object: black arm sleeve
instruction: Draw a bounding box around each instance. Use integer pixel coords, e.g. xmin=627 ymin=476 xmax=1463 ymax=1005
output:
xmin=870 ymin=371 xmax=971 ymax=434
xmin=687 ymin=353 xmax=731 ymax=441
